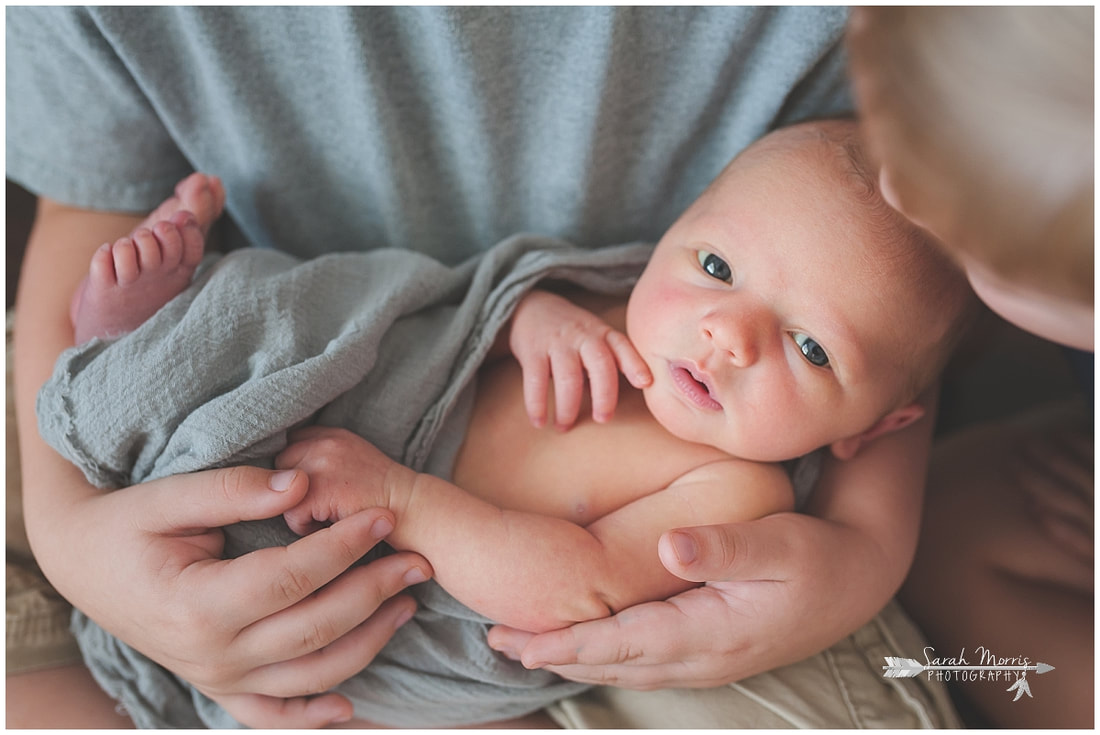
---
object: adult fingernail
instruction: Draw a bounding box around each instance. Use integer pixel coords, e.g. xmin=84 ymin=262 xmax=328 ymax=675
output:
xmin=393 ymin=605 xmax=415 ymax=630
xmin=320 ymin=703 xmax=353 ymax=725
xmin=668 ymin=531 xmax=697 ymax=565
xmin=269 ymin=470 xmax=297 ymax=492
xmin=495 ymin=644 xmax=521 ymax=661
xmin=403 ymin=566 xmax=429 ymax=585
xmin=369 ymin=516 xmax=394 ymax=539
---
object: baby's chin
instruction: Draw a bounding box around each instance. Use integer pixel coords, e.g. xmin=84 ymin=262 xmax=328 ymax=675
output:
xmin=641 ymin=385 xmax=733 ymax=452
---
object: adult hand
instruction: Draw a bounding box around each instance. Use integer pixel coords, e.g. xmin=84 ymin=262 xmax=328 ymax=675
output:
xmin=489 ymin=512 xmax=881 ymax=688
xmin=488 ymin=412 xmax=932 ymax=689
xmin=40 ymin=465 xmax=432 ymax=727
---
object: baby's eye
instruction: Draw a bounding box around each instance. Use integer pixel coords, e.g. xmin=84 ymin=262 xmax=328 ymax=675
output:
xmin=792 ymin=332 xmax=830 ymax=368
xmin=697 ymin=250 xmax=732 ymax=283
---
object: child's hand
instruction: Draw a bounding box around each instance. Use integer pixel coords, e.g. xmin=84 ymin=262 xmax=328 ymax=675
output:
xmin=509 ymin=290 xmax=652 ymax=430
xmin=276 ymin=425 xmax=417 ymax=536
xmin=1013 ymin=424 xmax=1093 ymax=564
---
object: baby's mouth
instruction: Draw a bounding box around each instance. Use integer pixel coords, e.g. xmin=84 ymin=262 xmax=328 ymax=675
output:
xmin=669 ymin=362 xmax=722 ymax=411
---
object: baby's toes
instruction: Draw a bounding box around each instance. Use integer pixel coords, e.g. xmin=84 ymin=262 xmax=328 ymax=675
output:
xmin=152 ymin=219 xmax=184 ymax=269
xmin=174 ymin=173 xmax=222 ymax=230
xmin=173 ymin=172 xmax=207 ymax=201
xmin=169 ymin=210 xmax=207 ymax=268
xmin=133 ymin=226 xmax=165 ymax=273
xmin=111 ymin=235 xmax=142 ymax=285
xmin=208 ymin=175 xmax=226 ymax=216
xmin=88 ymin=242 xmax=119 ymax=288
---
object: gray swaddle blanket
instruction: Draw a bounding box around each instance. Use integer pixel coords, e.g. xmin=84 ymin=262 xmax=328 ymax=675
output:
xmin=39 ymin=235 xmax=656 ymax=728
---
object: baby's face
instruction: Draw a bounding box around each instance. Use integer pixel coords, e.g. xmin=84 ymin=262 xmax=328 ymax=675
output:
xmin=627 ymin=139 xmax=925 ymax=462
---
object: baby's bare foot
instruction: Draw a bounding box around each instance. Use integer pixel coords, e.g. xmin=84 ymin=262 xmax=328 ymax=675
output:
xmin=139 ymin=172 xmax=225 ymax=236
xmin=70 ymin=173 xmax=224 ymax=343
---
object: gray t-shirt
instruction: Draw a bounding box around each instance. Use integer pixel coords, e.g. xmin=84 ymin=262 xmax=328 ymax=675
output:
xmin=10 ymin=5 xmax=852 ymax=727
xmin=7 ymin=6 xmax=852 ymax=264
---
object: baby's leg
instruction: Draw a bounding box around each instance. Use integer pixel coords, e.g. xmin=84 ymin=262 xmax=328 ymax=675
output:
xmin=70 ymin=173 xmax=225 ymax=344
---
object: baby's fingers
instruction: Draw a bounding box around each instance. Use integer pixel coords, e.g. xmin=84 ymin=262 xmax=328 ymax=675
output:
xmin=580 ymin=339 xmax=621 ymax=424
xmin=549 ymin=349 xmax=586 ymax=430
xmin=520 ymin=353 xmax=552 ymax=428
xmin=607 ymin=331 xmax=653 ymax=388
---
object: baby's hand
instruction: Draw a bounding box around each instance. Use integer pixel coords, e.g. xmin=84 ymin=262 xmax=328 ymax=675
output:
xmin=276 ymin=426 xmax=415 ymax=536
xmin=509 ymin=290 xmax=652 ymax=430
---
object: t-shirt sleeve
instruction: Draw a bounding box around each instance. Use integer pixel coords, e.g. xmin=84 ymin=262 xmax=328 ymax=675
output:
xmin=6 ymin=6 xmax=192 ymax=211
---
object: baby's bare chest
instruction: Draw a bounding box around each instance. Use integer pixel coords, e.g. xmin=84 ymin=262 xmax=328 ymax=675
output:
xmin=452 ymin=357 xmax=729 ymax=525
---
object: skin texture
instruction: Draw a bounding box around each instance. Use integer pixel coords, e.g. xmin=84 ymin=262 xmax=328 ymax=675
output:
xmin=624 ymin=142 xmax=931 ymax=464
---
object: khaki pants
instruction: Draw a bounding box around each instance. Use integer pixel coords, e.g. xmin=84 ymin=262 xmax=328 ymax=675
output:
xmin=547 ymin=601 xmax=959 ymax=728
xmin=6 ymin=313 xmax=83 ymax=674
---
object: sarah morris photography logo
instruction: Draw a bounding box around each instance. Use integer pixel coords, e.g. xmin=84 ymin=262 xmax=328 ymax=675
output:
xmin=883 ymin=646 xmax=1055 ymax=702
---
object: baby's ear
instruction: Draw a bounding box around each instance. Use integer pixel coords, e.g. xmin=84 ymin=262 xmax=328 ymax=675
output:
xmin=829 ymin=403 xmax=926 ymax=461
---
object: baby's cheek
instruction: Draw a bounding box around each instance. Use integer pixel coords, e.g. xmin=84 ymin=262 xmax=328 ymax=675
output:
xmin=633 ymin=279 xmax=681 ymax=326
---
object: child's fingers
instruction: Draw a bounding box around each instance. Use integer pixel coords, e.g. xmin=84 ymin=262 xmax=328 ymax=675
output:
xmin=1035 ymin=512 xmax=1093 ymax=565
xmin=1014 ymin=432 xmax=1093 ymax=524
xmin=606 ymin=331 xmax=653 ymax=388
xmin=580 ymin=339 xmax=620 ymax=423
xmin=519 ymin=353 xmax=551 ymax=428
xmin=549 ymin=349 xmax=585 ymax=430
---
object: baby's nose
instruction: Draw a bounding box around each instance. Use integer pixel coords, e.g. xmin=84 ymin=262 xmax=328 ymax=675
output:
xmin=701 ymin=310 xmax=761 ymax=367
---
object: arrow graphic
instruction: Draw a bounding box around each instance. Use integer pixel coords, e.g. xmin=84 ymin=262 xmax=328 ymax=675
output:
xmin=1006 ymin=675 xmax=1033 ymax=701
xmin=882 ymin=657 xmax=1055 ymax=678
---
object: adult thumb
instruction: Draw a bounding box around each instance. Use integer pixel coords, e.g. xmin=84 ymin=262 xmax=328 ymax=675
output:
xmin=658 ymin=516 xmax=794 ymax=583
xmin=139 ymin=465 xmax=310 ymax=533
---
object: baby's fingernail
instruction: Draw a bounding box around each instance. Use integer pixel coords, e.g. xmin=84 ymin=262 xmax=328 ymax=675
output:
xmin=403 ymin=566 xmax=429 ymax=585
xmin=369 ymin=516 xmax=395 ymax=539
xmin=668 ymin=531 xmax=697 ymax=565
xmin=269 ymin=470 xmax=298 ymax=492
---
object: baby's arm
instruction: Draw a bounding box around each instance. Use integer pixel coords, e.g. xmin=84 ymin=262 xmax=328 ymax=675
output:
xmin=507 ymin=289 xmax=651 ymax=429
xmin=279 ymin=426 xmax=794 ymax=632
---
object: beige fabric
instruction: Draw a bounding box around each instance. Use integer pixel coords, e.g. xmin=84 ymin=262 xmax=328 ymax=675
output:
xmin=548 ymin=600 xmax=962 ymax=728
xmin=6 ymin=310 xmax=83 ymax=674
